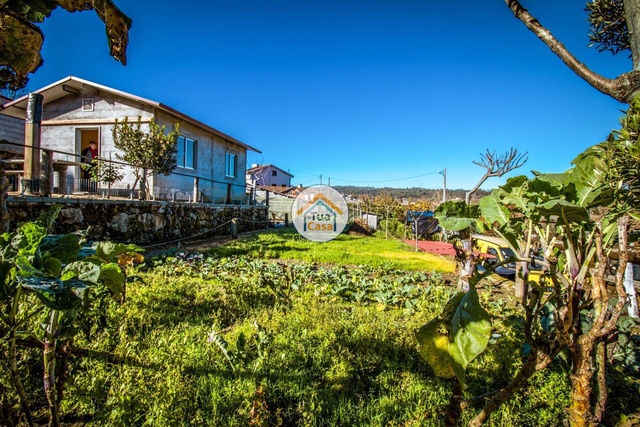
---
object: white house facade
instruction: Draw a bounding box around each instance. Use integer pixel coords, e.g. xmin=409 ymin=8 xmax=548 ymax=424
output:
xmin=246 ymin=164 xmax=294 ymax=188
xmin=0 ymin=76 xmax=260 ymax=203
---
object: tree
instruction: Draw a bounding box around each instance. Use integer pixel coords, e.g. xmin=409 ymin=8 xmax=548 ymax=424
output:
xmin=0 ymin=0 xmax=131 ymax=91
xmin=464 ymin=148 xmax=528 ymax=204
xmin=84 ymin=156 xmax=124 ymax=198
xmin=504 ymin=0 xmax=640 ymax=103
xmin=112 ymin=116 xmax=180 ymax=200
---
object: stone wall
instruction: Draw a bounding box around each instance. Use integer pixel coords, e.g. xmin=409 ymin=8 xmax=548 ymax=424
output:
xmin=8 ymin=197 xmax=269 ymax=245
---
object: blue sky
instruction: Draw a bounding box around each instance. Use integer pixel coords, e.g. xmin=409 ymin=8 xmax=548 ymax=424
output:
xmin=25 ymin=0 xmax=631 ymax=190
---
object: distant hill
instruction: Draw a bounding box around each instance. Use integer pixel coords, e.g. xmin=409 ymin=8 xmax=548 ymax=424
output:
xmin=332 ymin=186 xmax=489 ymax=202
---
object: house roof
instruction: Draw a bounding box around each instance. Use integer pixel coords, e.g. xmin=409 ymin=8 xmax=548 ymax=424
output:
xmin=247 ymin=163 xmax=294 ymax=177
xmin=0 ymin=76 xmax=261 ymax=153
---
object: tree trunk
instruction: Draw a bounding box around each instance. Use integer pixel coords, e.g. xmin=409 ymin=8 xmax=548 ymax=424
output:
xmin=594 ymin=341 xmax=607 ymax=423
xmin=514 ymin=261 xmax=529 ymax=304
xmin=505 ymin=0 xmax=640 ymax=103
xmin=624 ymin=0 xmax=640 ymax=70
xmin=624 ymin=263 xmax=639 ymax=318
xmin=568 ymin=337 xmax=597 ymax=427
xmin=456 ymin=238 xmax=477 ymax=292
xmin=138 ymin=168 xmax=147 ymax=200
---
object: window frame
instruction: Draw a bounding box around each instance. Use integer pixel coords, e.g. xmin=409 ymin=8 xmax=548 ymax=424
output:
xmin=225 ymin=152 xmax=237 ymax=178
xmin=82 ymin=98 xmax=94 ymax=112
xmin=176 ymin=135 xmax=197 ymax=170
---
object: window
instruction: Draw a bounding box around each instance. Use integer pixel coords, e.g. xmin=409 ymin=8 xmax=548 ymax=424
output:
xmin=225 ymin=152 xmax=237 ymax=178
xmin=272 ymin=170 xmax=278 ymax=176
xmin=176 ymin=136 xmax=197 ymax=169
xmin=82 ymin=98 xmax=94 ymax=112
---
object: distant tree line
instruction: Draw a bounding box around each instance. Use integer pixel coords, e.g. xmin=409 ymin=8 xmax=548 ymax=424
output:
xmin=333 ymin=186 xmax=490 ymax=203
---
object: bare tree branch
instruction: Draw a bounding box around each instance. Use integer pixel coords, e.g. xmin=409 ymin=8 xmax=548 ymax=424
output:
xmin=465 ymin=148 xmax=528 ymax=204
xmin=505 ymin=0 xmax=640 ymax=103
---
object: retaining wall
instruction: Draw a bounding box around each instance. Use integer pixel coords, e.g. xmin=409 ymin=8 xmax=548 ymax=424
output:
xmin=7 ymin=197 xmax=269 ymax=245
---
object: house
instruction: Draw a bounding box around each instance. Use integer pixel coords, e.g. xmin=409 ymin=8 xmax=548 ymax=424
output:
xmin=246 ymin=164 xmax=293 ymax=188
xmin=0 ymin=94 xmax=25 ymax=155
xmin=0 ymin=76 xmax=260 ymax=203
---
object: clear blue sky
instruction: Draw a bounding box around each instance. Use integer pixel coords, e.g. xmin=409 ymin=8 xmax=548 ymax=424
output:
xmin=25 ymin=0 xmax=631 ymax=190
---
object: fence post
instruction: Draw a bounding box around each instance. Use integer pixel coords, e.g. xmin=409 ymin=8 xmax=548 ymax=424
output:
xmin=24 ymin=93 xmax=44 ymax=195
xmin=231 ymin=218 xmax=238 ymax=239
xmin=41 ymin=149 xmax=52 ymax=197
xmin=284 ymin=213 xmax=289 ymax=227
xmin=193 ymin=177 xmax=199 ymax=203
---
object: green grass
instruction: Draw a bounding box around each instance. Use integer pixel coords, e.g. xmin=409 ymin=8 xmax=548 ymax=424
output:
xmin=210 ymin=227 xmax=456 ymax=273
xmin=10 ymin=232 xmax=625 ymax=427
xmin=26 ymin=254 xmax=579 ymax=427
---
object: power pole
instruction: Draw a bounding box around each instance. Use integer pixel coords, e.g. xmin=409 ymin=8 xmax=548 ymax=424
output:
xmin=440 ymin=169 xmax=446 ymax=203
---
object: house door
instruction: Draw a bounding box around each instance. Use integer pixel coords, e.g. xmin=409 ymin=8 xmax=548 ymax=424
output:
xmin=75 ymin=128 xmax=99 ymax=191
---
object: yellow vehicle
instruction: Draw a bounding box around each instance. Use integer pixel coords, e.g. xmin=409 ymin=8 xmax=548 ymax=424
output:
xmin=473 ymin=234 xmax=543 ymax=282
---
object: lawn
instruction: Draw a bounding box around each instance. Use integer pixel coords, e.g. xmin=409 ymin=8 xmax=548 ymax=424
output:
xmin=209 ymin=227 xmax=456 ymax=273
xmin=4 ymin=230 xmax=638 ymax=427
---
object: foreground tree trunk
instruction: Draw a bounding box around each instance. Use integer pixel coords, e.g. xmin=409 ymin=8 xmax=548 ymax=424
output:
xmin=568 ymin=336 xmax=598 ymax=427
xmin=504 ymin=0 xmax=640 ymax=102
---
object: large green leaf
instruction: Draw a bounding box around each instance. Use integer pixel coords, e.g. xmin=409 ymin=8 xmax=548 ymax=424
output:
xmin=94 ymin=241 xmax=143 ymax=261
xmin=18 ymin=277 xmax=87 ymax=311
xmin=538 ymin=199 xmax=590 ymax=226
xmin=449 ymin=285 xmax=492 ymax=385
xmin=12 ymin=222 xmax=47 ymax=256
xmin=39 ymin=234 xmax=80 ymax=264
xmin=15 ymin=255 xmax=44 ymax=277
xmin=415 ymin=287 xmax=491 ymax=386
xmin=415 ymin=317 xmax=457 ymax=379
xmin=41 ymin=254 xmax=62 ymax=277
xmin=415 ymin=293 xmax=464 ymax=379
xmin=435 ymin=201 xmax=484 ymax=232
xmin=99 ymin=262 xmax=126 ymax=302
xmin=61 ymin=261 xmax=101 ymax=284
xmin=35 ymin=204 xmax=62 ymax=230
xmin=570 ymin=156 xmax=610 ymax=207
xmin=479 ymin=191 xmax=510 ymax=226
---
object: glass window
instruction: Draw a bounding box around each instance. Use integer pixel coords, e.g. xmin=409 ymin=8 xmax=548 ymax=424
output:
xmin=177 ymin=136 xmax=197 ymax=169
xmin=272 ymin=170 xmax=277 ymax=176
xmin=225 ymin=152 xmax=237 ymax=178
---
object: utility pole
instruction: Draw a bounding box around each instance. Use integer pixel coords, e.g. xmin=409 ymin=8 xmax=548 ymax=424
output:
xmin=439 ymin=169 xmax=446 ymax=203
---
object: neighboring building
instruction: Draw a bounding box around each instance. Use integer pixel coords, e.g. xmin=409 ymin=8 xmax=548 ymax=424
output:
xmin=0 ymin=76 xmax=260 ymax=203
xmin=0 ymin=94 xmax=24 ymax=155
xmin=246 ymin=164 xmax=293 ymax=188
